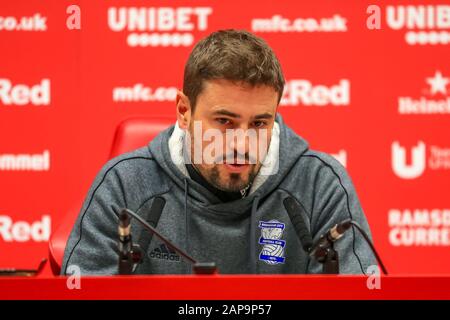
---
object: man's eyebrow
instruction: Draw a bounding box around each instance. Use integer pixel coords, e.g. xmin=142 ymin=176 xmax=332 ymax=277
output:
xmin=253 ymin=113 xmax=273 ymax=120
xmin=212 ymin=109 xmax=241 ymax=118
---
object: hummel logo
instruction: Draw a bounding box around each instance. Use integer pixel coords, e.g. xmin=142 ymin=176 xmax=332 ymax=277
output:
xmin=149 ymin=243 xmax=180 ymax=262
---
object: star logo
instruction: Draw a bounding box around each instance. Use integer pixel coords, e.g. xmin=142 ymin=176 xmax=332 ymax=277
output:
xmin=426 ymin=71 xmax=449 ymax=95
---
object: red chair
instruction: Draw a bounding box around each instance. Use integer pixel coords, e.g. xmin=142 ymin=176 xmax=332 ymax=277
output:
xmin=48 ymin=117 xmax=174 ymax=275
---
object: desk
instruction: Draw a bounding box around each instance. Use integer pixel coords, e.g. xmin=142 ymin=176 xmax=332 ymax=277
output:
xmin=1 ymin=275 xmax=449 ymax=300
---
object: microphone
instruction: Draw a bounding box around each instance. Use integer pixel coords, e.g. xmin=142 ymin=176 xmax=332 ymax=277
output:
xmin=284 ymin=196 xmax=388 ymax=275
xmin=118 ymin=209 xmax=141 ymax=275
xmin=283 ymin=197 xmax=313 ymax=252
xmin=118 ymin=209 xmax=131 ymax=240
xmin=115 ymin=199 xmax=217 ymax=275
xmin=308 ymin=219 xmax=352 ymax=259
xmin=122 ymin=207 xmax=196 ymax=264
xmin=309 ymin=219 xmax=389 ymax=274
xmin=283 ymin=196 xmax=340 ymax=273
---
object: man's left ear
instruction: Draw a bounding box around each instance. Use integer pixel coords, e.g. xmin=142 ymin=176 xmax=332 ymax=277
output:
xmin=176 ymin=90 xmax=191 ymax=129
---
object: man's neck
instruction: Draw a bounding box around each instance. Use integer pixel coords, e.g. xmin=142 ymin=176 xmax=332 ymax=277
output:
xmin=185 ymin=163 xmax=250 ymax=202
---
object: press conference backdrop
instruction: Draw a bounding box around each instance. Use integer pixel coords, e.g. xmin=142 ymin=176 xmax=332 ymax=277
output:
xmin=0 ymin=0 xmax=449 ymax=274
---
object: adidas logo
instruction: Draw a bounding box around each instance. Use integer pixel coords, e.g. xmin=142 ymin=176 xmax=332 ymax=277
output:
xmin=148 ymin=243 xmax=180 ymax=262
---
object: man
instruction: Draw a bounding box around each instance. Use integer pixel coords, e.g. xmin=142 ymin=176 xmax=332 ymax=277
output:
xmin=62 ymin=29 xmax=376 ymax=275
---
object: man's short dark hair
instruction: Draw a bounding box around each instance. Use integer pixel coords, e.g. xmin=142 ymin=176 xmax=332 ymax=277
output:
xmin=183 ymin=29 xmax=285 ymax=111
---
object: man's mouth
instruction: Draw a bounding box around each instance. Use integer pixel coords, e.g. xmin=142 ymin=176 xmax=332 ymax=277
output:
xmin=223 ymin=163 xmax=250 ymax=173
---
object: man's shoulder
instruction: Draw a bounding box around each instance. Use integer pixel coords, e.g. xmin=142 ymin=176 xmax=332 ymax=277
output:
xmin=299 ymin=149 xmax=346 ymax=175
xmin=284 ymin=148 xmax=354 ymax=192
xmin=94 ymin=146 xmax=169 ymax=192
xmin=88 ymin=146 xmax=171 ymax=210
xmin=102 ymin=146 xmax=155 ymax=173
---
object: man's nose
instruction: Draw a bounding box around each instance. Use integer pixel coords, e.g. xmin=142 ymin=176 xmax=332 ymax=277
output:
xmin=228 ymin=128 xmax=250 ymax=155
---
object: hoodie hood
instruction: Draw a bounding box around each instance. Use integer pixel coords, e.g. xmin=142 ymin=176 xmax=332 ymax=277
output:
xmin=149 ymin=113 xmax=309 ymax=215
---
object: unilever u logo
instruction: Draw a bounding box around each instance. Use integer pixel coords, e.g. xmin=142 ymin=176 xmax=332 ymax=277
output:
xmin=391 ymin=141 xmax=426 ymax=179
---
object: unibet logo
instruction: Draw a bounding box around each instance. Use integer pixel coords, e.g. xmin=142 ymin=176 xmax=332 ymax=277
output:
xmin=0 ymin=78 xmax=50 ymax=106
xmin=107 ymin=7 xmax=213 ymax=47
xmin=385 ymin=5 xmax=450 ymax=45
xmin=0 ymin=215 xmax=51 ymax=242
xmin=386 ymin=6 xmax=450 ymax=30
xmin=391 ymin=141 xmax=426 ymax=179
xmin=280 ymin=79 xmax=350 ymax=106
xmin=108 ymin=7 xmax=211 ymax=31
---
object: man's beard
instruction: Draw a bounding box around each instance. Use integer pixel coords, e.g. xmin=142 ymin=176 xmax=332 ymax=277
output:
xmin=186 ymin=122 xmax=261 ymax=192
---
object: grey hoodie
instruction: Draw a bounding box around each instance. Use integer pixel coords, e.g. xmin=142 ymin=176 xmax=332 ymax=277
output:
xmin=61 ymin=114 xmax=377 ymax=275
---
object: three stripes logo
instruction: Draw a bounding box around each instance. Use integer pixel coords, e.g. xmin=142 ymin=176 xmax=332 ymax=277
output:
xmin=149 ymin=243 xmax=180 ymax=262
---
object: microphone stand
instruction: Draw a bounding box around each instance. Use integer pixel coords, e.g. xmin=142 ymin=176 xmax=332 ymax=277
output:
xmin=118 ymin=208 xmax=217 ymax=275
xmin=309 ymin=220 xmax=389 ymax=275
xmin=284 ymin=196 xmax=340 ymax=274
xmin=309 ymin=234 xmax=340 ymax=274
xmin=118 ymin=212 xmax=143 ymax=275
